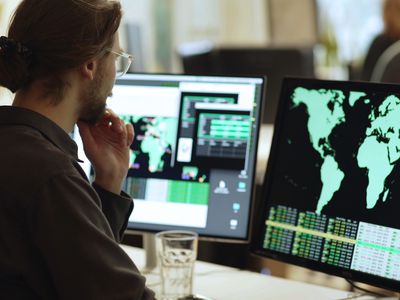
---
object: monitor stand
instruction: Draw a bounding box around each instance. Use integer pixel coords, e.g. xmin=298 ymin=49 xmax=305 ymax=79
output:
xmin=141 ymin=232 xmax=158 ymax=274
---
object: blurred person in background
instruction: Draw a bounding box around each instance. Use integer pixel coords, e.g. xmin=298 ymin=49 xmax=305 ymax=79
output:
xmin=361 ymin=0 xmax=400 ymax=81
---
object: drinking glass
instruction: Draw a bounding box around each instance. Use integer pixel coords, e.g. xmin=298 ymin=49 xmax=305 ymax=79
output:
xmin=155 ymin=230 xmax=198 ymax=300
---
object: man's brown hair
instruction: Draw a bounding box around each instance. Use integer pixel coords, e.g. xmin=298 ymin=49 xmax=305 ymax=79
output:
xmin=0 ymin=0 xmax=122 ymax=97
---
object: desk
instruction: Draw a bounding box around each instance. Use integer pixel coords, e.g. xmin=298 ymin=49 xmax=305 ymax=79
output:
xmin=121 ymin=244 xmax=360 ymax=300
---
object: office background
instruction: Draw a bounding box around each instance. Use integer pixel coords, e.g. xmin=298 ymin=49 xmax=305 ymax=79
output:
xmin=0 ymin=0 xmax=393 ymax=295
xmin=0 ymin=0 xmax=383 ymax=102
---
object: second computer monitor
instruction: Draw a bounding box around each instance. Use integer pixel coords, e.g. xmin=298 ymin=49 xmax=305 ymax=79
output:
xmin=252 ymin=78 xmax=400 ymax=292
xmin=78 ymin=73 xmax=265 ymax=242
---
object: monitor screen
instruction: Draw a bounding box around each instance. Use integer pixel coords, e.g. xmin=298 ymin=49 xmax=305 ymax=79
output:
xmin=251 ymin=78 xmax=400 ymax=291
xmin=75 ymin=73 xmax=265 ymax=241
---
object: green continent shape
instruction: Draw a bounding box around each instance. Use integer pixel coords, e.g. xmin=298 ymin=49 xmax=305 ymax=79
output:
xmin=316 ymin=155 xmax=345 ymax=213
xmin=140 ymin=117 xmax=178 ymax=173
xmin=292 ymin=87 xmax=346 ymax=213
xmin=292 ymin=87 xmax=346 ymax=157
xmin=154 ymin=117 xmax=178 ymax=152
xmin=357 ymin=95 xmax=400 ymax=208
xmin=141 ymin=135 xmax=165 ymax=172
xmin=349 ymin=91 xmax=367 ymax=107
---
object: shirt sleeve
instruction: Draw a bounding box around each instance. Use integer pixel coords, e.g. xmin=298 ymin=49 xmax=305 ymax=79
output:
xmin=92 ymin=182 xmax=133 ymax=243
xmin=28 ymin=172 xmax=155 ymax=300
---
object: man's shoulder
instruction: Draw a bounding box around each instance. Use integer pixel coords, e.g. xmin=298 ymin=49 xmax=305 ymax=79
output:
xmin=0 ymin=125 xmax=79 ymax=194
xmin=3 ymin=124 xmax=72 ymax=161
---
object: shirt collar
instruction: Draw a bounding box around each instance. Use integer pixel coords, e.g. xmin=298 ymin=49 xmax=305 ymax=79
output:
xmin=0 ymin=106 xmax=82 ymax=161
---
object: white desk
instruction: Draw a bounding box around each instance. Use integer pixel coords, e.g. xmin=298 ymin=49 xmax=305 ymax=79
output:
xmin=121 ymin=245 xmax=365 ymax=300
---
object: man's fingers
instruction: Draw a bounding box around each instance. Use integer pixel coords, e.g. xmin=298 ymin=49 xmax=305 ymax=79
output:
xmin=99 ymin=109 xmax=124 ymax=133
xmin=77 ymin=121 xmax=96 ymax=146
xmin=126 ymin=123 xmax=134 ymax=146
xmin=87 ymin=108 xmax=130 ymax=148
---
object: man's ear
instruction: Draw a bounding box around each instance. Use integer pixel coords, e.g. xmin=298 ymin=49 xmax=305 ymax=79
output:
xmin=80 ymin=60 xmax=98 ymax=80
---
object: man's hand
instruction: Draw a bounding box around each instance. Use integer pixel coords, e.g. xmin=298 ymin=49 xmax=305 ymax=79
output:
xmin=78 ymin=109 xmax=134 ymax=194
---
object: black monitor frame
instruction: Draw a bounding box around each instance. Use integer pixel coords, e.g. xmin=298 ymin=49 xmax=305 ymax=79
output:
xmin=251 ymin=77 xmax=400 ymax=292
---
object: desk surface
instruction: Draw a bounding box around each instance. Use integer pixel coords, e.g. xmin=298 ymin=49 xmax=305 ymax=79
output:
xmin=121 ymin=244 xmax=365 ymax=300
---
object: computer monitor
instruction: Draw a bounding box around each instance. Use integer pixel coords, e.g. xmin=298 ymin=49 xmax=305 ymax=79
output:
xmin=177 ymin=47 xmax=314 ymax=124
xmin=217 ymin=48 xmax=314 ymax=125
xmin=251 ymin=77 xmax=400 ymax=292
xmin=75 ymin=73 xmax=264 ymax=243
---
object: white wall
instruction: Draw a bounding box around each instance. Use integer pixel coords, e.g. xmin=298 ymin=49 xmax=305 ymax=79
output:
xmin=0 ymin=0 xmax=270 ymax=76
xmin=0 ymin=0 xmax=271 ymax=86
xmin=121 ymin=0 xmax=270 ymax=73
xmin=121 ymin=0 xmax=158 ymax=71
xmin=0 ymin=0 xmax=21 ymax=105
xmin=219 ymin=0 xmax=269 ymax=46
xmin=0 ymin=0 xmax=20 ymax=35
xmin=269 ymin=0 xmax=318 ymax=47
xmin=173 ymin=0 xmax=269 ymax=46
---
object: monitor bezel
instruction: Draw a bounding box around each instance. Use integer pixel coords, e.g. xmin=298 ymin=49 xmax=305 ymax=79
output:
xmin=251 ymin=77 xmax=400 ymax=292
xmin=116 ymin=72 xmax=266 ymax=243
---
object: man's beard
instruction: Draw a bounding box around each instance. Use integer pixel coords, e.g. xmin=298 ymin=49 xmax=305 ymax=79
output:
xmin=78 ymin=99 xmax=107 ymax=125
xmin=78 ymin=70 xmax=111 ymax=124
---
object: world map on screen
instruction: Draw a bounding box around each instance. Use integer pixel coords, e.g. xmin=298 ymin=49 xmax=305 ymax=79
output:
xmin=292 ymin=87 xmax=400 ymax=214
xmin=121 ymin=115 xmax=178 ymax=173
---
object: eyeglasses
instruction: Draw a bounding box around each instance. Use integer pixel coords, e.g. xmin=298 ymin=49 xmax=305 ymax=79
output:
xmin=107 ymin=49 xmax=133 ymax=77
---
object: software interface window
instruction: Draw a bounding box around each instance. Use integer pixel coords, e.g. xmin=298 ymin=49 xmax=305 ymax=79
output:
xmin=76 ymin=74 xmax=264 ymax=240
xmin=254 ymin=78 xmax=400 ymax=291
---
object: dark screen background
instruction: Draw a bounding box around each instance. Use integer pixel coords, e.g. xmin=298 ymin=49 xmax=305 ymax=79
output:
xmin=263 ymin=78 xmax=400 ymax=234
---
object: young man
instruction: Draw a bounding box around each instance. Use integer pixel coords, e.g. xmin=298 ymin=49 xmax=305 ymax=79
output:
xmin=0 ymin=0 xmax=155 ymax=299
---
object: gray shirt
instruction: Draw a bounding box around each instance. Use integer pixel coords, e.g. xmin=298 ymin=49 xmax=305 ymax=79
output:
xmin=0 ymin=106 xmax=155 ymax=299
